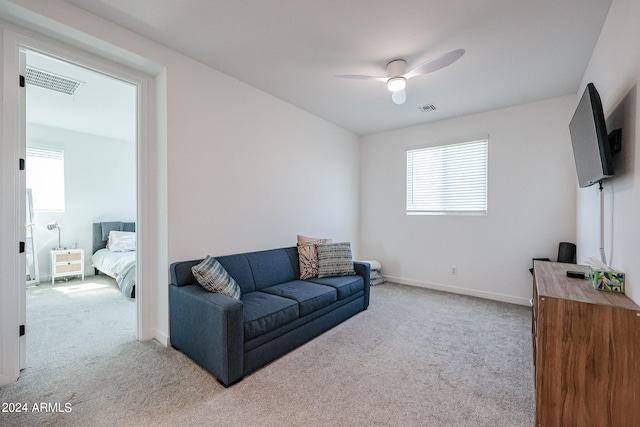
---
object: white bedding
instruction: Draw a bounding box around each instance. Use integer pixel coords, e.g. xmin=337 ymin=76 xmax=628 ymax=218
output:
xmin=91 ymin=248 xmax=136 ymax=298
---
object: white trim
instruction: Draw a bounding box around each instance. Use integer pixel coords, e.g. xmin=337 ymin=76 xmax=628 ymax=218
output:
xmin=384 ymin=275 xmax=531 ymax=306
xmin=0 ymin=28 xmax=22 ymax=386
xmin=18 ymin=45 xmax=26 ymax=370
xmin=0 ymin=25 xmax=166 ymax=386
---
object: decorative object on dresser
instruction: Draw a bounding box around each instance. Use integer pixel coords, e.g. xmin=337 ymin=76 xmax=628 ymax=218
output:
xmin=91 ymin=221 xmax=136 ymax=298
xmin=50 ymin=248 xmax=84 ymax=284
xmin=531 ymin=261 xmax=640 ymax=426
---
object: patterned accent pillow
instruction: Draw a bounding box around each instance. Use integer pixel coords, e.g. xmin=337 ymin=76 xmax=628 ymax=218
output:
xmin=297 ymin=235 xmax=332 ymax=280
xmin=191 ymin=255 xmax=241 ymax=299
xmin=297 ymin=235 xmax=331 ymax=245
xmin=317 ymin=242 xmax=356 ymax=278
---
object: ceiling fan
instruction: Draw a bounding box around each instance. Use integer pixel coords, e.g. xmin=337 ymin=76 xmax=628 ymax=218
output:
xmin=336 ymin=48 xmax=465 ymax=105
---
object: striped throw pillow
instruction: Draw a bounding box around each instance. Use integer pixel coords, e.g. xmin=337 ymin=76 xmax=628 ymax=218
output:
xmin=191 ymin=255 xmax=241 ymax=299
xmin=317 ymin=242 xmax=356 ymax=278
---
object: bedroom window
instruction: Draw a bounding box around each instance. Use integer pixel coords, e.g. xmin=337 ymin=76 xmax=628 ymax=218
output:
xmin=26 ymin=147 xmax=65 ymax=212
xmin=406 ymin=139 xmax=488 ymax=215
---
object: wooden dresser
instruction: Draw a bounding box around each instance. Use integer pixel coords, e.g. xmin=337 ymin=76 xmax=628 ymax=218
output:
xmin=532 ymin=261 xmax=640 ymax=426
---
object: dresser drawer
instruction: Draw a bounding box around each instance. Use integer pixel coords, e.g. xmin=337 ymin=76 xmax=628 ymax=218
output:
xmin=54 ymin=262 xmax=82 ymax=274
xmin=54 ymin=252 xmax=82 ymax=263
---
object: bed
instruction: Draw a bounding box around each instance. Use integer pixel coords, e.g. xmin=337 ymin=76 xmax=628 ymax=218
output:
xmin=91 ymin=221 xmax=136 ymax=298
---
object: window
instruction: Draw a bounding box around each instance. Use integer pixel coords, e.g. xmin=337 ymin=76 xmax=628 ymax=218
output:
xmin=26 ymin=147 xmax=65 ymax=212
xmin=406 ymin=139 xmax=488 ymax=215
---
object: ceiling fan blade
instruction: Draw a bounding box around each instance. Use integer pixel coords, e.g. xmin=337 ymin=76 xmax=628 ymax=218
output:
xmin=334 ymin=74 xmax=388 ymax=82
xmin=404 ymin=48 xmax=465 ymax=79
xmin=392 ymin=89 xmax=406 ymax=105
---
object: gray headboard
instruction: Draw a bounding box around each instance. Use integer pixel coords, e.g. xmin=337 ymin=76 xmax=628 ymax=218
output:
xmin=92 ymin=221 xmax=136 ymax=254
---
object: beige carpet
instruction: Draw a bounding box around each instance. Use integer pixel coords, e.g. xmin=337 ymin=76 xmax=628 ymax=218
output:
xmin=24 ymin=276 xmax=136 ymax=372
xmin=0 ymin=281 xmax=535 ymax=426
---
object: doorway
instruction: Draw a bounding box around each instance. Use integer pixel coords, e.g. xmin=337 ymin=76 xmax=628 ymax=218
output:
xmin=22 ymin=49 xmax=138 ymax=370
xmin=1 ymin=27 xmax=164 ymax=387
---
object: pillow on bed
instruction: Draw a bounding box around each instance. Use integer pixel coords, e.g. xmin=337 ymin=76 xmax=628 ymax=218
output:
xmin=107 ymin=230 xmax=130 ymax=248
xmin=192 ymin=255 xmax=241 ymax=299
xmin=108 ymin=231 xmax=136 ymax=252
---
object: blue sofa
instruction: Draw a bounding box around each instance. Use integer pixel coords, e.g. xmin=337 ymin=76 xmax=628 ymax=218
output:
xmin=169 ymin=246 xmax=370 ymax=386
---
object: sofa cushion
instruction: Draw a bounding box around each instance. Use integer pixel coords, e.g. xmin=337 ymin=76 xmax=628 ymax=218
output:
xmin=191 ymin=256 xmax=241 ymax=299
xmin=307 ymin=275 xmax=364 ymax=300
xmin=246 ymin=249 xmax=298 ymax=290
xmin=215 ymin=254 xmax=256 ymax=293
xmin=316 ymin=242 xmax=356 ymax=278
xmin=261 ymin=281 xmax=337 ymax=317
xmin=242 ymin=292 xmax=299 ymax=341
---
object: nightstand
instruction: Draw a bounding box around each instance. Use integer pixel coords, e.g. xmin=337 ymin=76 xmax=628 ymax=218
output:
xmin=50 ymin=248 xmax=85 ymax=284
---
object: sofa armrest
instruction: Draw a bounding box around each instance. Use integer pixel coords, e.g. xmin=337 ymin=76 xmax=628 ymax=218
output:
xmin=169 ymin=283 xmax=244 ymax=386
xmin=353 ymin=261 xmax=371 ymax=309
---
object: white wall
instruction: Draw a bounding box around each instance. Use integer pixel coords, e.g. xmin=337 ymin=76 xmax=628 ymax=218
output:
xmin=166 ymin=58 xmax=361 ymax=261
xmin=360 ymin=95 xmax=577 ymax=305
xmin=577 ymin=0 xmax=640 ymax=305
xmin=0 ymin=0 xmax=361 ymax=361
xmin=27 ymin=123 xmax=136 ymax=281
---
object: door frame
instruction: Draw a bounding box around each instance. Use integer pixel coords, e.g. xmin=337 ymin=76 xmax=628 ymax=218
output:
xmin=1 ymin=26 xmax=164 ymax=386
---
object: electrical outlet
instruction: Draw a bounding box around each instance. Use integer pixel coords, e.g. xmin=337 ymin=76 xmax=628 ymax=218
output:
xmin=450 ymin=266 xmax=457 ymax=275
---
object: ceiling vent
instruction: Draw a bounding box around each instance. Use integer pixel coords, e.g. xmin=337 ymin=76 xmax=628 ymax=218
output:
xmin=25 ymin=67 xmax=84 ymax=96
xmin=417 ymin=104 xmax=437 ymax=113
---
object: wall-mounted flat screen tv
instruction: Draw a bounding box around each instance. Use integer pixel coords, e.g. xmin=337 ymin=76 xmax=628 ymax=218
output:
xmin=569 ymin=83 xmax=614 ymax=188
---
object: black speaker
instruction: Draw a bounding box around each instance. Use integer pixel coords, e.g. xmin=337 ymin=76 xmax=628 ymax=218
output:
xmin=557 ymin=242 xmax=576 ymax=264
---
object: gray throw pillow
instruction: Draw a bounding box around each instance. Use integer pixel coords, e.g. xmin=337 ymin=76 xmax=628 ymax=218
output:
xmin=192 ymin=255 xmax=241 ymax=299
xmin=317 ymin=242 xmax=356 ymax=278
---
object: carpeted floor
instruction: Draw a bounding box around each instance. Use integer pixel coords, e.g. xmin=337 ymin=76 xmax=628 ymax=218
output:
xmin=0 ymin=281 xmax=535 ymax=426
xmin=24 ymin=276 xmax=137 ymax=372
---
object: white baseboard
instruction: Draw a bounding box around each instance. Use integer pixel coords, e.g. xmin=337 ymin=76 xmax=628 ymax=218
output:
xmin=154 ymin=330 xmax=170 ymax=347
xmin=383 ymin=275 xmax=531 ymax=306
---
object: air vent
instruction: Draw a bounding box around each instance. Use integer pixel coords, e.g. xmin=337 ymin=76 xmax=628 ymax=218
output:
xmin=417 ymin=104 xmax=437 ymax=113
xmin=25 ymin=67 xmax=84 ymax=96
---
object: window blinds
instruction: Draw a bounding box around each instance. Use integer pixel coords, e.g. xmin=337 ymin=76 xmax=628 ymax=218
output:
xmin=406 ymin=139 xmax=488 ymax=215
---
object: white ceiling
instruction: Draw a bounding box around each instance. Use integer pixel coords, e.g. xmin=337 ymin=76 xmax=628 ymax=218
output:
xmin=33 ymin=1 xmax=613 ymax=137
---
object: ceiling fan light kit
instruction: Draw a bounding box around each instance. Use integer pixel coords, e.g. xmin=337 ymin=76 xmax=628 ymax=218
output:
xmin=386 ymin=59 xmax=408 ymax=104
xmin=391 ymin=89 xmax=407 ymax=105
xmin=336 ymin=48 xmax=465 ymax=106
xmin=387 ymin=77 xmax=406 ymax=92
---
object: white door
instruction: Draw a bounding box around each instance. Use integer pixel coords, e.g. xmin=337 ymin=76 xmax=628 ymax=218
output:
xmin=18 ymin=48 xmax=27 ymax=370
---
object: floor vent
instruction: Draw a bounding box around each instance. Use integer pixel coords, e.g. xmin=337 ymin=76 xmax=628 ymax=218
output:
xmin=25 ymin=67 xmax=84 ymax=96
xmin=417 ymin=104 xmax=437 ymax=112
